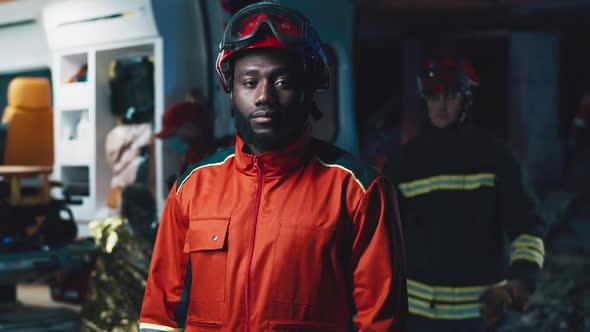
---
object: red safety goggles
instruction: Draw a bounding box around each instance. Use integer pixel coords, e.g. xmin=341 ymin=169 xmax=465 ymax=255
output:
xmin=221 ymin=3 xmax=312 ymax=51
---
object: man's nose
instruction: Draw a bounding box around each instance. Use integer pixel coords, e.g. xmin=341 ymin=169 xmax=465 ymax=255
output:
xmin=254 ymin=80 xmax=275 ymax=106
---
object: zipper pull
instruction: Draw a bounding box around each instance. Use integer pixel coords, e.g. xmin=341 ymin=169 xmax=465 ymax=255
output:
xmin=253 ymin=155 xmax=262 ymax=169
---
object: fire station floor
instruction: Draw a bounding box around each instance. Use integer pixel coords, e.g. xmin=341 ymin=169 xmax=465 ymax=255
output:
xmin=500 ymin=164 xmax=590 ymax=332
xmin=499 ymin=253 xmax=590 ymax=332
xmin=6 ymin=254 xmax=589 ymax=332
xmin=0 ymin=284 xmax=80 ymax=332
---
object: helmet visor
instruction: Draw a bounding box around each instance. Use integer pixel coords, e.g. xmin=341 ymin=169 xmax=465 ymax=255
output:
xmin=223 ymin=4 xmax=308 ymax=50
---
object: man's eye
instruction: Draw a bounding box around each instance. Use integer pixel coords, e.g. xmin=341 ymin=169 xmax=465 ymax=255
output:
xmin=276 ymin=79 xmax=291 ymax=88
xmin=243 ymin=80 xmax=257 ymax=88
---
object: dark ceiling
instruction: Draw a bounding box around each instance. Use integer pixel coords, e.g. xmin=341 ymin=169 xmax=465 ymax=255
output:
xmin=357 ymin=0 xmax=590 ymax=38
xmin=358 ymin=0 xmax=556 ymax=12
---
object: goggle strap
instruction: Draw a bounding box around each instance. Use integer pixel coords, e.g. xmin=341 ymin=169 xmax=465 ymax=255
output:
xmin=224 ymin=20 xmax=309 ymax=52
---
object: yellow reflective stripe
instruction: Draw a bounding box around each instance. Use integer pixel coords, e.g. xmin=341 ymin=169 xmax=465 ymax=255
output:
xmin=511 ymin=249 xmax=544 ymax=262
xmin=314 ymin=157 xmax=366 ymax=193
xmin=408 ymin=290 xmax=480 ymax=303
xmin=510 ymin=252 xmax=544 ymax=268
xmin=409 ymin=297 xmax=481 ymax=320
xmin=512 ymin=234 xmax=545 ymax=255
xmin=399 ymin=173 xmax=495 ymax=198
xmin=407 ymin=279 xmax=506 ymax=303
xmin=516 ymin=234 xmax=544 ymax=244
xmin=510 ymin=255 xmax=543 ymax=268
xmin=176 ymin=154 xmax=235 ymax=194
xmin=512 ymin=242 xmax=545 ymax=256
xmin=510 ymin=234 xmax=545 ymax=268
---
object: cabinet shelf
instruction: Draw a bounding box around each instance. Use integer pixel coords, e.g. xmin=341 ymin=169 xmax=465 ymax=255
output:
xmin=57 ymin=139 xmax=92 ymax=165
xmin=57 ymin=82 xmax=90 ymax=110
xmin=60 ymin=53 xmax=88 ymax=84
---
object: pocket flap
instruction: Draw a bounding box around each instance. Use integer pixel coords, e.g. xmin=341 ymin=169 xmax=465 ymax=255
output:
xmin=183 ymin=218 xmax=230 ymax=253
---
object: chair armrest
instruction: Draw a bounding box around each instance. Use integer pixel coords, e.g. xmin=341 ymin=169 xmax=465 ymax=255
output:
xmin=50 ymin=180 xmax=64 ymax=187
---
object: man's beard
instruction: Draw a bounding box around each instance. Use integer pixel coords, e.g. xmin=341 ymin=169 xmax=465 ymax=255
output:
xmin=233 ymin=105 xmax=308 ymax=153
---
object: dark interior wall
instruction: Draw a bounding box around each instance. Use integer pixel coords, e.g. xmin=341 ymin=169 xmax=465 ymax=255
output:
xmin=355 ymin=40 xmax=402 ymax=149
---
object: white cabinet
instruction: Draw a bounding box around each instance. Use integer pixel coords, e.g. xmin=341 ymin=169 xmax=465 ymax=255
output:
xmin=51 ymin=39 xmax=163 ymax=227
xmin=43 ymin=0 xmax=164 ymax=232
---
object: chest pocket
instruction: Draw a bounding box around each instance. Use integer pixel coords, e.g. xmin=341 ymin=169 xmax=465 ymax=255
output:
xmin=271 ymin=223 xmax=337 ymax=305
xmin=184 ymin=218 xmax=229 ymax=302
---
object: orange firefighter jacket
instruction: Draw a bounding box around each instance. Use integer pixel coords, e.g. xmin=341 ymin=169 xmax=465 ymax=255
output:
xmin=139 ymin=132 xmax=407 ymax=332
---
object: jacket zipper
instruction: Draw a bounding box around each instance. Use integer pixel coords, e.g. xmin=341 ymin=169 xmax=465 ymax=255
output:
xmin=245 ymin=155 xmax=264 ymax=332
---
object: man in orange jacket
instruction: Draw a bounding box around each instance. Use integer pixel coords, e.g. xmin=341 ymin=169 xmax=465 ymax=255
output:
xmin=139 ymin=2 xmax=407 ymax=331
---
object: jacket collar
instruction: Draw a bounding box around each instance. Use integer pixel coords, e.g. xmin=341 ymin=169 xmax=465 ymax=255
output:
xmin=234 ymin=125 xmax=312 ymax=177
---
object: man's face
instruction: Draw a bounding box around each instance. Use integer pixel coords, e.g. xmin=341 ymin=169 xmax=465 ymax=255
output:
xmin=232 ymin=49 xmax=307 ymax=152
xmin=425 ymin=91 xmax=463 ymax=128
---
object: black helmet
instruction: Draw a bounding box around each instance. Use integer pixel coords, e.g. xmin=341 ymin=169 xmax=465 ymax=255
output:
xmin=215 ymin=1 xmax=330 ymax=93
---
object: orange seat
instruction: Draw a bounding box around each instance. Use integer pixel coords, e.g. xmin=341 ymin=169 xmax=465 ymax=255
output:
xmin=2 ymin=77 xmax=54 ymax=167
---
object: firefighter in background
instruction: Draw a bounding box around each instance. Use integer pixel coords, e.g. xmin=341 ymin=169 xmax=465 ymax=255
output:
xmin=565 ymin=92 xmax=590 ymax=177
xmin=154 ymin=89 xmax=214 ymax=169
xmin=382 ymin=54 xmax=546 ymax=331
xmin=154 ymin=89 xmax=218 ymax=189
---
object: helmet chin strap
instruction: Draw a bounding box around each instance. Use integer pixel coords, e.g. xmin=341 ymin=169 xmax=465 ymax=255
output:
xmin=299 ymin=89 xmax=323 ymax=120
xmin=457 ymin=91 xmax=474 ymax=126
xmin=230 ymin=91 xmax=235 ymax=117
xmin=297 ymin=90 xmax=310 ymax=119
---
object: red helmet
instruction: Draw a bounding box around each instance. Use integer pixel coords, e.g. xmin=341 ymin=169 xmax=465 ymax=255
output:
xmin=417 ymin=54 xmax=480 ymax=97
xmin=216 ymin=1 xmax=330 ymax=93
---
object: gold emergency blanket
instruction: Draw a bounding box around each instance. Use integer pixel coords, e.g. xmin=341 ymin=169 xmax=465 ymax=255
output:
xmin=79 ymin=217 xmax=153 ymax=332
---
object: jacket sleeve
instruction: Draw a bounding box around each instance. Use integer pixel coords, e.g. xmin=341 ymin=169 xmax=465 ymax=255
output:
xmin=139 ymin=182 xmax=189 ymax=331
xmin=351 ymin=176 xmax=408 ymax=331
xmin=497 ymin=147 xmax=547 ymax=292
